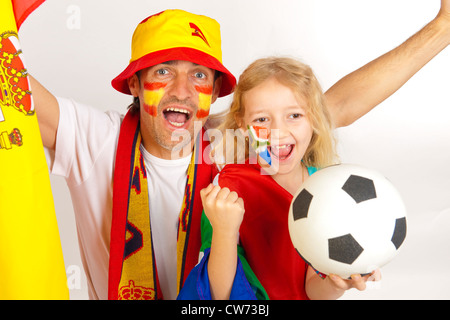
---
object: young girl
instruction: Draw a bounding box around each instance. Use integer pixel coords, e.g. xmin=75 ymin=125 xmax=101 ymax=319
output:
xmin=178 ymin=57 xmax=379 ymax=300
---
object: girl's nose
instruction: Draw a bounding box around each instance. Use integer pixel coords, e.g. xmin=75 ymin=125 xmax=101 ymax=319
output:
xmin=270 ymin=119 xmax=290 ymax=141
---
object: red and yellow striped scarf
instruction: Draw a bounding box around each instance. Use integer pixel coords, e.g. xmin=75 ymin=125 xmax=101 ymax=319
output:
xmin=108 ymin=110 xmax=215 ymax=300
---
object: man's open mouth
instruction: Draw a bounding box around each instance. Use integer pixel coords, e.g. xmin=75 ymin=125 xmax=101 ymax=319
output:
xmin=163 ymin=107 xmax=192 ymax=128
xmin=268 ymin=144 xmax=294 ymax=160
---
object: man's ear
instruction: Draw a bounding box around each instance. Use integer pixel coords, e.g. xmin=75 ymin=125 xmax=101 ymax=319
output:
xmin=127 ymin=73 xmax=140 ymax=97
xmin=211 ymin=74 xmax=223 ymax=104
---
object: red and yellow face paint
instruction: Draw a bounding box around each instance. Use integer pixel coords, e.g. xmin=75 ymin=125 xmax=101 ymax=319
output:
xmin=143 ymin=82 xmax=213 ymax=119
xmin=143 ymin=82 xmax=166 ymax=116
xmin=195 ymin=85 xmax=213 ymax=119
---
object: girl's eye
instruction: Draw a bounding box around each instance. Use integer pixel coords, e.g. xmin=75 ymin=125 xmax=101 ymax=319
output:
xmin=254 ymin=117 xmax=268 ymax=123
xmin=290 ymin=113 xmax=302 ymax=119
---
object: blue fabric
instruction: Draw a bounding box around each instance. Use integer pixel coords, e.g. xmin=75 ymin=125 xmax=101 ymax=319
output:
xmin=177 ymin=248 xmax=257 ymax=300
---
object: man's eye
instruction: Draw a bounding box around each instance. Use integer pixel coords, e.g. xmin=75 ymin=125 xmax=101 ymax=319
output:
xmin=195 ymin=72 xmax=206 ymax=79
xmin=157 ymin=69 xmax=169 ymax=75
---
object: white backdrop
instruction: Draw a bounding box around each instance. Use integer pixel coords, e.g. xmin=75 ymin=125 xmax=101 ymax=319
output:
xmin=19 ymin=0 xmax=449 ymax=300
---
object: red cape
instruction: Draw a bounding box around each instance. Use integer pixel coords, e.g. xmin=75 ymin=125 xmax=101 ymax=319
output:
xmin=218 ymin=163 xmax=309 ymax=300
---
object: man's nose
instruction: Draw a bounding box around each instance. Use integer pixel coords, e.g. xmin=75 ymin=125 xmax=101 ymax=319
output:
xmin=168 ymin=73 xmax=192 ymax=101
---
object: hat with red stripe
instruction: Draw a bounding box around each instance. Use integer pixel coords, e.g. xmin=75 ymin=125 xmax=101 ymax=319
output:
xmin=112 ymin=9 xmax=236 ymax=97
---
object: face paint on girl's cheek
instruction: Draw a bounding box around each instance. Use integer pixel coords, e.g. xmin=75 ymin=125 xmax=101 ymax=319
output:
xmin=195 ymin=85 xmax=213 ymax=118
xmin=248 ymin=125 xmax=272 ymax=166
xmin=143 ymin=82 xmax=167 ymax=117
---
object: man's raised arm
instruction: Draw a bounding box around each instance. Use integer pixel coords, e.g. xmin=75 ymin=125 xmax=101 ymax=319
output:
xmin=326 ymin=0 xmax=450 ymax=128
xmin=30 ymin=75 xmax=60 ymax=150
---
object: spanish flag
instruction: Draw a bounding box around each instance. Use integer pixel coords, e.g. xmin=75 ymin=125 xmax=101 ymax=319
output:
xmin=0 ymin=0 xmax=69 ymax=299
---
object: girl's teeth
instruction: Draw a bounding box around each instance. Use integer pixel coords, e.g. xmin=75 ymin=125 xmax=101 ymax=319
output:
xmin=270 ymin=144 xmax=293 ymax=159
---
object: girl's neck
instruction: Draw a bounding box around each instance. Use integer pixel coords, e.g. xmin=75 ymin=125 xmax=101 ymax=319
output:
xmin=271 ymin=163 xmax=307 ymax=196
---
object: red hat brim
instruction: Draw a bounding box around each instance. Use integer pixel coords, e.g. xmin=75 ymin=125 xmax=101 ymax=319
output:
xmin=111 ymin=47 xmax=236 ymax=98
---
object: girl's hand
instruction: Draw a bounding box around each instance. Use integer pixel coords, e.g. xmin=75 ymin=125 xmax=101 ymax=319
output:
xmin=327 ymin=269 xmax=382 ymax=292
xmin=200 ymin=184 xmax=245 ymax=238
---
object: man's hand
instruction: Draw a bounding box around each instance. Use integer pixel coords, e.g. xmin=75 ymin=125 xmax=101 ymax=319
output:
xmin=437 ymin=0 xmax=450 ymax=44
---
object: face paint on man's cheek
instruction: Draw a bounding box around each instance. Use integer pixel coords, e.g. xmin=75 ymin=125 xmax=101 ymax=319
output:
xmin=195 ymin=85 xmax=213 ymax=118
xmin=143 ymin=82 xmax=167 ymax=117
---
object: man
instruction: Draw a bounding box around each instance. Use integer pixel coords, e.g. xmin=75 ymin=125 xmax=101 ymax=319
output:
xmin=31 ymin=3 xmax=449 ymax=299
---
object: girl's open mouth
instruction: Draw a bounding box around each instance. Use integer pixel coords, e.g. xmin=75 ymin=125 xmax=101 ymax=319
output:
xmin=268 ymin=144 xmax=294 ymax=161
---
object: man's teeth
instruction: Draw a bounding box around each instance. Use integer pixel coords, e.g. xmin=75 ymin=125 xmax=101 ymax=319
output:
xmin=168 ymin=121 xmax=184 ymax=127
xmin=165 ymin=107 xmax=190 ymax=115
xmin=164 ymin=107 xmax=190 ymax=127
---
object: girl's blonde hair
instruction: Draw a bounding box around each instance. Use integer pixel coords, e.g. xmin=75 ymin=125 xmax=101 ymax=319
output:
xmin=212 ymin=56 xmax=338 ymax=169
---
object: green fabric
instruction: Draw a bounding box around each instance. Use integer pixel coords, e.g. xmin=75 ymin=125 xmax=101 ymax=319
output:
xmin=200 ymin=211 xmax=269 ymax=300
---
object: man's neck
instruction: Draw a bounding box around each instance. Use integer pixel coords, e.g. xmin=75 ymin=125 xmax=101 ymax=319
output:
xmin=142 ymin=140 xmax=194 ymax=160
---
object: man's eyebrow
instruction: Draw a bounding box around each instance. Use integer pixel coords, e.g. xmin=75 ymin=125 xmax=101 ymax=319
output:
xmin=160 ymin=61 xmax=201 ymax=67
xmin=157 ymin=61 xmax=215 ymax=76
xmin=159 ymin=61 xmax=176 ymax=66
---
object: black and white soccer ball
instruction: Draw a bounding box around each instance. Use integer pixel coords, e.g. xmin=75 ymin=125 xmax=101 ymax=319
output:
xmin=288 ymin=164 xmax=407 ymax=279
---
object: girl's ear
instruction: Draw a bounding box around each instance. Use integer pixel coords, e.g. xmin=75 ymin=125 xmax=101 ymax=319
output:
xmin=238 ymin=127 xmax=248 ymax=139
xmin=234 ymin=113 xmax=248 ymax=137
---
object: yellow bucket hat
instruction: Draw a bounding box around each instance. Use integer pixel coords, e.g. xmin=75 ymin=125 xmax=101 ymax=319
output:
xmin=112 ymin=9 xmax=236 ymax=97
